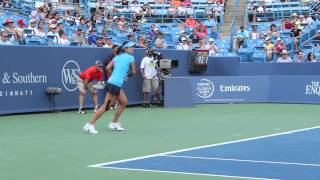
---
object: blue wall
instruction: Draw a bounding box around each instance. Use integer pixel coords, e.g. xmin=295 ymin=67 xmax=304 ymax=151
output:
xmin=1 ymin=46 xmax=320 ymax=114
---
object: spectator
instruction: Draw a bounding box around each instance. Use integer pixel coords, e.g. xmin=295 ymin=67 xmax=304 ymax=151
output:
xmin=236 ymin=26 xmax=249 ymax=49
xmin=103 ymin=37 xmax=113 ymax=48
xmin=31 ymin=7 xmax=45 ymax=21
xmin=15 ymin=19 xmax=26 ymax=45
xmin=35 ymin=21 xmax=46 ymax=37
xmin=293 ymin=51 xmax=305 ymax=62
xmin=189 ymin=29 xmax=199 ymax=43
xmin=136 ymin=36 xmax=147 ymax=48
xmin=187 ymin=38 xmax=193 ymax=50
xmin=72 ymin=28 xmax=87 ymax=45
xmin=168 ymin=5 xmax=178 ymax=18
xmin=307 ymin=52 xmax=317 ymax=62
xmin=155 ymin=31 xmax=167 ymax=48
xmin=266 ymin=24 xmax=280 ymax=38
xmin=277 ymin=50 xmax=292 ymax=63
xmin=291 ymin=23 xmax=302 ymax=50
xmin=118 ymin=15 xmax=126 ymax=30
xmin=78 ymin=16 xmax=87 ymax=32
xmin=176 ymin=37 xmax=189 ymax=50
xmin=195 ymin=23 xmax=208 ymax=39
xmin=303 ymin=14 xmax=313 ymax=25
xmin=95 ymin=37 xmax=104 ymax=47
xmin=281 ymin=18 xmax=293 ymax=30
xmin=47 ymin=24 xmax=60 ymax=43
xmin=250 ymin=26 xmax=260 ymax=39
xmin=185 ymin=15 xmax=197 ymax=28
xmin=127 ymin=33 xmax=135 ymax=42
xmin=147 ymin=24 xmax=158 ymax=40
xmin=196 ymin=39 xmax=206 ymax=50
xmin=208 ymin=26 xmax=218 ymax=39
xmin=263 ymin=37 xmax=276 ymax=61
xmin=88 ymin=29 xmax=98 ymax=45
xmin=58 ymin=30 xmax=70 ymax=45
xmin=178 ymin=30 xmax=188 ymax=42
xmin=3 ymin=18 xmax=15 ymax=34
xmin=0 ymin=30 xmax=12 ymax=45
xmin=27 ymin=19 xmax=37 ymax=31
xmin=274 ymin=37 xmax=285 ymax=54
xmin=142 ymin=2 xmax=153 ymax=16
xmin=171 ymin=0 xmax=181 ymax=7
xmin=205 ymin=38 xmax=220 ymax=56
xmin=203 ymin=15 xmax=217 ymax=30
xmin=57 ymin=21 xmax=65 ymax=32
xmin=130 ymin=0 xmax=142 ymax=14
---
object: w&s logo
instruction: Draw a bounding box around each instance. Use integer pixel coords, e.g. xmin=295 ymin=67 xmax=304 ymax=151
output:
xmin=61 ymin=60 xmax=81 ymax=92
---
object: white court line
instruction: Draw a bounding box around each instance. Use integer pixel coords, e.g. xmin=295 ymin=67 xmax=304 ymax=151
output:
xmin=162 ymin=155 xmax=320 ymax=167
xmin=89 ymin=125 xmax=320 ymax=168
xmin=100 ymin=166 xmax=281 ymax=180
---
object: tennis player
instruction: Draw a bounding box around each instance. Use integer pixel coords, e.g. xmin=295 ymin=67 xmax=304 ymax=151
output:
xmin=75 ymin=60 xmax=104 ymax=114
xmin=83 ymin=42 xmax=136 ymax=134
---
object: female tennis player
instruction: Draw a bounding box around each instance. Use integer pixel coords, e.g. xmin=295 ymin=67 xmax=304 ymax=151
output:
xmin=83 ymin=41 xmax=136 ymax=134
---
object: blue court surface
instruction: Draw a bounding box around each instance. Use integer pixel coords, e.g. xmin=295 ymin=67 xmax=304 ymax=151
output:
xmin=90 ymin=126 xmax=320 ymax=180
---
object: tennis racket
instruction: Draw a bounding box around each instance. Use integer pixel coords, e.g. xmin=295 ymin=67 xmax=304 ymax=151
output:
xmin=90 ymin=81 xmax=107 ymax=89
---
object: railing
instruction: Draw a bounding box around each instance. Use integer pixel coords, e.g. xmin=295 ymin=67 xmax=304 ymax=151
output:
xmin=230 ymin=17 xmax=238 ymax=51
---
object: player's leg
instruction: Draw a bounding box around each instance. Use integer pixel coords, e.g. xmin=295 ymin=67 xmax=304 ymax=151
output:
xmin=83 ymin=92 xmax=116 ymax=134
xmin=109 ymin=89 xmax=127 ymax=131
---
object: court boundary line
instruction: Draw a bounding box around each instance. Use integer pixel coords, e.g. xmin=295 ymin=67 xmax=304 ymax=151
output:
xmin=89 ymin=125 xmax=320 ymax=168
xmin=162 ymin=154 xmax=320 ymax=167
xmin=100 ymin=166 xmax=280 ymax=180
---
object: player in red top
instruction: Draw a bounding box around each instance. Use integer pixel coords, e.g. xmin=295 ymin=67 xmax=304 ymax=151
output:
xmin=76 ymin=60 xmax=104 ymax=114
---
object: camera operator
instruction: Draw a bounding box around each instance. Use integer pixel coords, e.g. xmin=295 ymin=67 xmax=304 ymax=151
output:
xmin=140 ymin=48 xmax=160 ymax=107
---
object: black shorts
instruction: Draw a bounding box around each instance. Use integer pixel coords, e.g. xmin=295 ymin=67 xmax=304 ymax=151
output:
xmin=106 ymin=83 xmax=121 ymax=97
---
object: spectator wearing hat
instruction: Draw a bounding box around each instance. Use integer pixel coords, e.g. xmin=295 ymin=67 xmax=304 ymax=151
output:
xmin=291 ymin=23 xmax=302 ymax=50
xmin=203 ymin=15 xmax=217 ymax=30
xmin=103 ymin=36 xmax=113 ymax=48
xmin=293 ymin=51 xmax=306 ymax=63
xmin=178 ymin=30 xmax=188 ymax=42
xmin=87 ymin=29 xmax=98 ymax=45
xmin=27 ymin=19 xmax=37 ymax=31
xmin=15 ymin=19 xmax=26 ymax=45
xmin=47 ymin=24 xmax=60 ymax=43
xmin=35 ymin=21 xmax=46 ymax=37
xmin=277 ymin=50 xmax=292 ymax=63
xmin=95 ymin=37 xmax=104 ymax=47
xmin=3 ymin=18 xmax=15 ymax=34
xmin=72 ymin=28 xmax=87 ymax=45
xmin=274 ymin=37 xmax=285 ymax=54
xmin=263 ymin=37 xmax=276 ymax=61
xmin=177 ymin=37 xmax=189 ymax=50
xmin=307 ymin=52 xmax=317 ymax=62
xmin=0 ymin=30 xmax=13 ymax=45
xmin=205 ymin=38 xmax=220 ymax=56
xmin=58 ymin=30 xmax=70 ymax=45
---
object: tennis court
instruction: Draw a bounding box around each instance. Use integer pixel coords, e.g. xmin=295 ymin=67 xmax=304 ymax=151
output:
xmin=1 ymin=104 xmax=320 ymax=180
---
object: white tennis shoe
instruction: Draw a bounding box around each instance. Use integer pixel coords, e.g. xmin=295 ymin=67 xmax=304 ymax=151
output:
xmin=83 ymin=123 xmax=98 ymax=134
xmin=108 ymin=122 xmax=125 ymax=131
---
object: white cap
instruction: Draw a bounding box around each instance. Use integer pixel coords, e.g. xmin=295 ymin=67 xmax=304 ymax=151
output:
xmin=277 ymin=37 xmax=281 ymax=41
xmin=180 ymin=30 xmax=185 ymax=34
xmin=113 ymin=16 xmax=118 ymax=20
xmin=50 ymin=24 xmax=57 ymax=29
xmin=209 ymin=38 xmax=214 ymax=42
xmin=181 ymin=37 xmax=187 ymax=41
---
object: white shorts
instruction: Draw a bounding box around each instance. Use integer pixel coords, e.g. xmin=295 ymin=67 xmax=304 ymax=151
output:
xmin=143 ymin=78 xmax=159 ymax=93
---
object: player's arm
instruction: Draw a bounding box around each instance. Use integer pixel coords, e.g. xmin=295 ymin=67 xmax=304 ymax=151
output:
xmin=128 ymin=61 xmax=136 ymax=77
xmin=106 ymin=60 xmax=114 ymax=75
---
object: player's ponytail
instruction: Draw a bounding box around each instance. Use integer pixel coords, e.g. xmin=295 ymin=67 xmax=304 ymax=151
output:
xmin=116 ymin=41 xmax=129 ymax=55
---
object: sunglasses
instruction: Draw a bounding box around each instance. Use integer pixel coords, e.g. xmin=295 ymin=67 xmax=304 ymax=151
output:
xmin=3 ymin=36 xmax=8 ymax=38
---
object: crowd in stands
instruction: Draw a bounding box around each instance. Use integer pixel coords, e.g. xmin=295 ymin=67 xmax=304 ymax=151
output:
xmin=0 ymin=0 xmax=223 ymax=53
